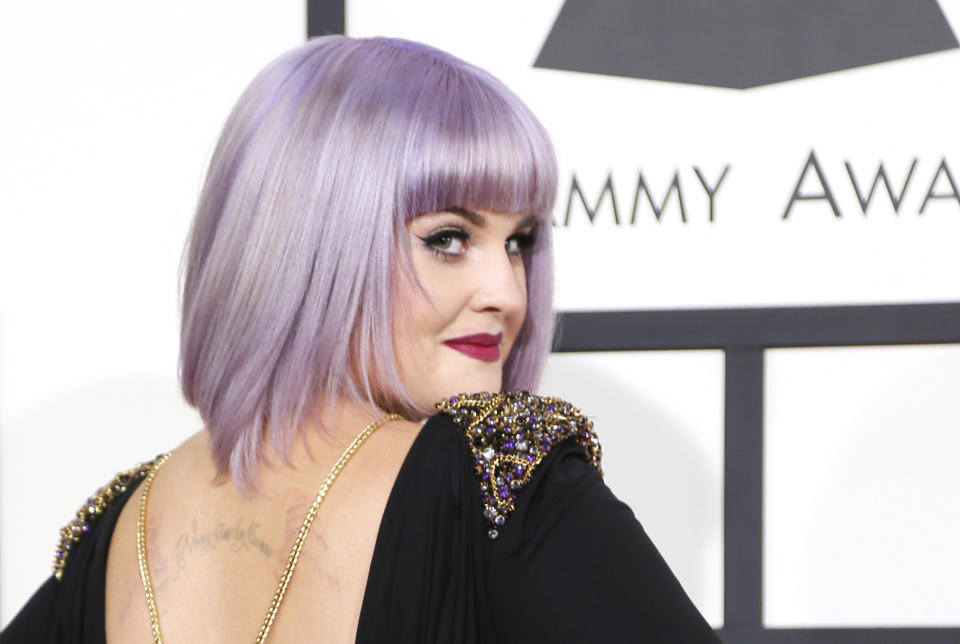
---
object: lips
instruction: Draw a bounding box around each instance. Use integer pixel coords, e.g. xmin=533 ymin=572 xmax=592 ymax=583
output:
xmin=442 ymin=332 xmax=503 ymax=363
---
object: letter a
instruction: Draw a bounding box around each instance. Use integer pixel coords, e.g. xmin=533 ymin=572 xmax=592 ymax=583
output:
xmin=782 ymin=150 xmax=841 ymax=219
xmin=920 ymin=159 xmax=960 ymax=213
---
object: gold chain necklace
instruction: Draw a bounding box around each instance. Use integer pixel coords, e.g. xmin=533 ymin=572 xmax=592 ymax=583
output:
xmin=136 ymin=413 xmax=403 ymax=643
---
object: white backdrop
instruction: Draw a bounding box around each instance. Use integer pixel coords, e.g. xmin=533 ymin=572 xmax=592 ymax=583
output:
xmin=0 ymin=0 xmax=303 ymax=623
xmin=3 ymin=0 xmax=960 ymax=633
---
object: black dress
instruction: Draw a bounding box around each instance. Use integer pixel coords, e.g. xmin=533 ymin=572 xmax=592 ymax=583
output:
xmin=1 ymin=392 xmax=720 ymax=643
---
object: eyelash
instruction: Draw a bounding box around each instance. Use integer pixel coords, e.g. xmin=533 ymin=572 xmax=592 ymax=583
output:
xmin=418 ymin=227 xmax=536 ymax=263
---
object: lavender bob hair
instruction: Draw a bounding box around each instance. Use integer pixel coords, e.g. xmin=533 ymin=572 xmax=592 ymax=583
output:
xmin=179 ymin=35 xmax=558 ymax=490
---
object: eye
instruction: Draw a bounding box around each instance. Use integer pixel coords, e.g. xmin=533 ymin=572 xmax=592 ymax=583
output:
xmin=505 ymin=231 xmax=535 ymax=255
xmin=418 ymin=228 xmax=469 ymax=262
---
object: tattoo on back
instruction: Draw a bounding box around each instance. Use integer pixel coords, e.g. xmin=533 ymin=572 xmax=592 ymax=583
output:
xmin=174 ymin=518 xmax=275 ymax=575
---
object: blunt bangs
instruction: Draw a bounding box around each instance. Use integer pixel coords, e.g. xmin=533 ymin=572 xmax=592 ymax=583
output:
xmin=179 ymin=36 xmax=558 ymax=491
xmin=399 ymin=65 xmax=557 ymax=223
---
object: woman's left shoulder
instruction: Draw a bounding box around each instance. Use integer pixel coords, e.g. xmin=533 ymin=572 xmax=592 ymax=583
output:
xmin=433 ymin=391 xmax=602 ymax=540
xmin=53 ymin=457 xmax=162 ymax=581
xmin=434 ymin=392 xmax=721 ymax=642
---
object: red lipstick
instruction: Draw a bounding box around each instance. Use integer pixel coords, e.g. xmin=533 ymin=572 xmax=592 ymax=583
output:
xmin=442 ymin=332 xmax=503 ymax=362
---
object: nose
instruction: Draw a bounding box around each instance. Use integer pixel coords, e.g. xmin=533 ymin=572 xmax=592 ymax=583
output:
xmin=469 ymin=247 xmax=527 ymax=318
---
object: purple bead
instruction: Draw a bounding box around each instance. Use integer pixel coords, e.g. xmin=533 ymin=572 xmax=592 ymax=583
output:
xmin=505 ymin=472 xmax=513 ymax=481
xmin=485 ymin=426 xmax=495 ymax=436
xmin=481 ymin=470 xmax=490 ymax=481
xmin=498 ymin=485 xmax=509 ymax=499
xmin=82 ymin=524 xmax=89 ymax=533
xmin=513 ymin=464 xmax=525 ymax=476
xmin=56 ymin=551 xmax=63 ymax=559
xmin=504 ymin=440 xmax=515 ymax=450
xmin=449 ymin=396 xmax=457 ymax=403
xmin=525 ymin=454 xmax=534 ymax=462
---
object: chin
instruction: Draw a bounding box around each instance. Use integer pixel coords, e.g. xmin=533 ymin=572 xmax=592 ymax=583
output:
xmin=453 ymin=378 xmax=502 ymax=397
xmin=437 ymin=375 xmax=502 ymax=400
xmin=416 ymin=356 xmax=505 ymax=406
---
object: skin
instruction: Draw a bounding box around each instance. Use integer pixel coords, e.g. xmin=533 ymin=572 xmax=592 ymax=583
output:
xmin=104 ymin=209 xmax=538 ymax=643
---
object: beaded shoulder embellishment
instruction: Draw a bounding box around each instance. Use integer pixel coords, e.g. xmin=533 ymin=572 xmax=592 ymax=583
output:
xmin=53 ymin=457 xmax=160 ymax=580
xmin=436 ymin=391 xmax=602 ymax=540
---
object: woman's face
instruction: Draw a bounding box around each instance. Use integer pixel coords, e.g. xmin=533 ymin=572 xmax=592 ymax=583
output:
xmin=393 ymin=208 xmax=537 ymax=412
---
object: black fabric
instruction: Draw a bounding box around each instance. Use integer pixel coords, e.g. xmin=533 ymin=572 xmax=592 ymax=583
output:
xmin=357 ymin=413 xmax=720 ymax=643
xmin=1 ymin=484 xmax=135 ymax=644
xmin=356 ymin=411 xmax=495 ymax=643
xmin=1 ymin=412 xmax=719 ymax=643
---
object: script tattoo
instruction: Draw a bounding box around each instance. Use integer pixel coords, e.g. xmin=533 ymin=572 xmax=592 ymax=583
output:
xmin=174 ymin=518 xmax=275 ymax=575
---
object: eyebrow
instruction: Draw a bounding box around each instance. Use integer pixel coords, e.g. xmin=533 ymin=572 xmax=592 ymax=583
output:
xmin=446 ymin=207 xmax=538 ymax=230
xmin=447 ymin=206 xmax=485 ymax=227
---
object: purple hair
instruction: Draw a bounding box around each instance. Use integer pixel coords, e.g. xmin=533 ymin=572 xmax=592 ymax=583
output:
xmin=179 ymin=36 xmax=557 ymax=490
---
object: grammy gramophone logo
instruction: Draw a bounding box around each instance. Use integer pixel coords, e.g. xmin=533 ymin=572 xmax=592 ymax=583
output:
xmin=535 ymin=0 xmax=958 ymax=88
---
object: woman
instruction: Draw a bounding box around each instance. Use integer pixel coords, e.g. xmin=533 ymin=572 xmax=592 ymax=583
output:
xmin=1 ymin=36 xmax=719 ymax=642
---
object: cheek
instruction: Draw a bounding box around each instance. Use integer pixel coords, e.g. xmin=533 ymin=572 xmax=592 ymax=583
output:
xmin=514 ymin=260 xmax=529 ymax=330
xmin=408 ymin=253 xmax=467 ymax=326
xmin=391 ymin=255 xmax=458 ymax=361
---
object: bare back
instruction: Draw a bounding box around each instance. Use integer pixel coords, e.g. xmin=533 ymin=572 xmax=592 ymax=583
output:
xmin=105 ymin=418 xmax=422 ymax=643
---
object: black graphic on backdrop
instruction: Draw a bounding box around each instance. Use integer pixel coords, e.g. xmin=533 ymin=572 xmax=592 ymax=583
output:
xmin=536 ymin=0 xmax=958 ymax=88
xmin=555 ymin=303 xmax=960 ymax=644
xmin=307 ymin=0 xmax=344 ymax=36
